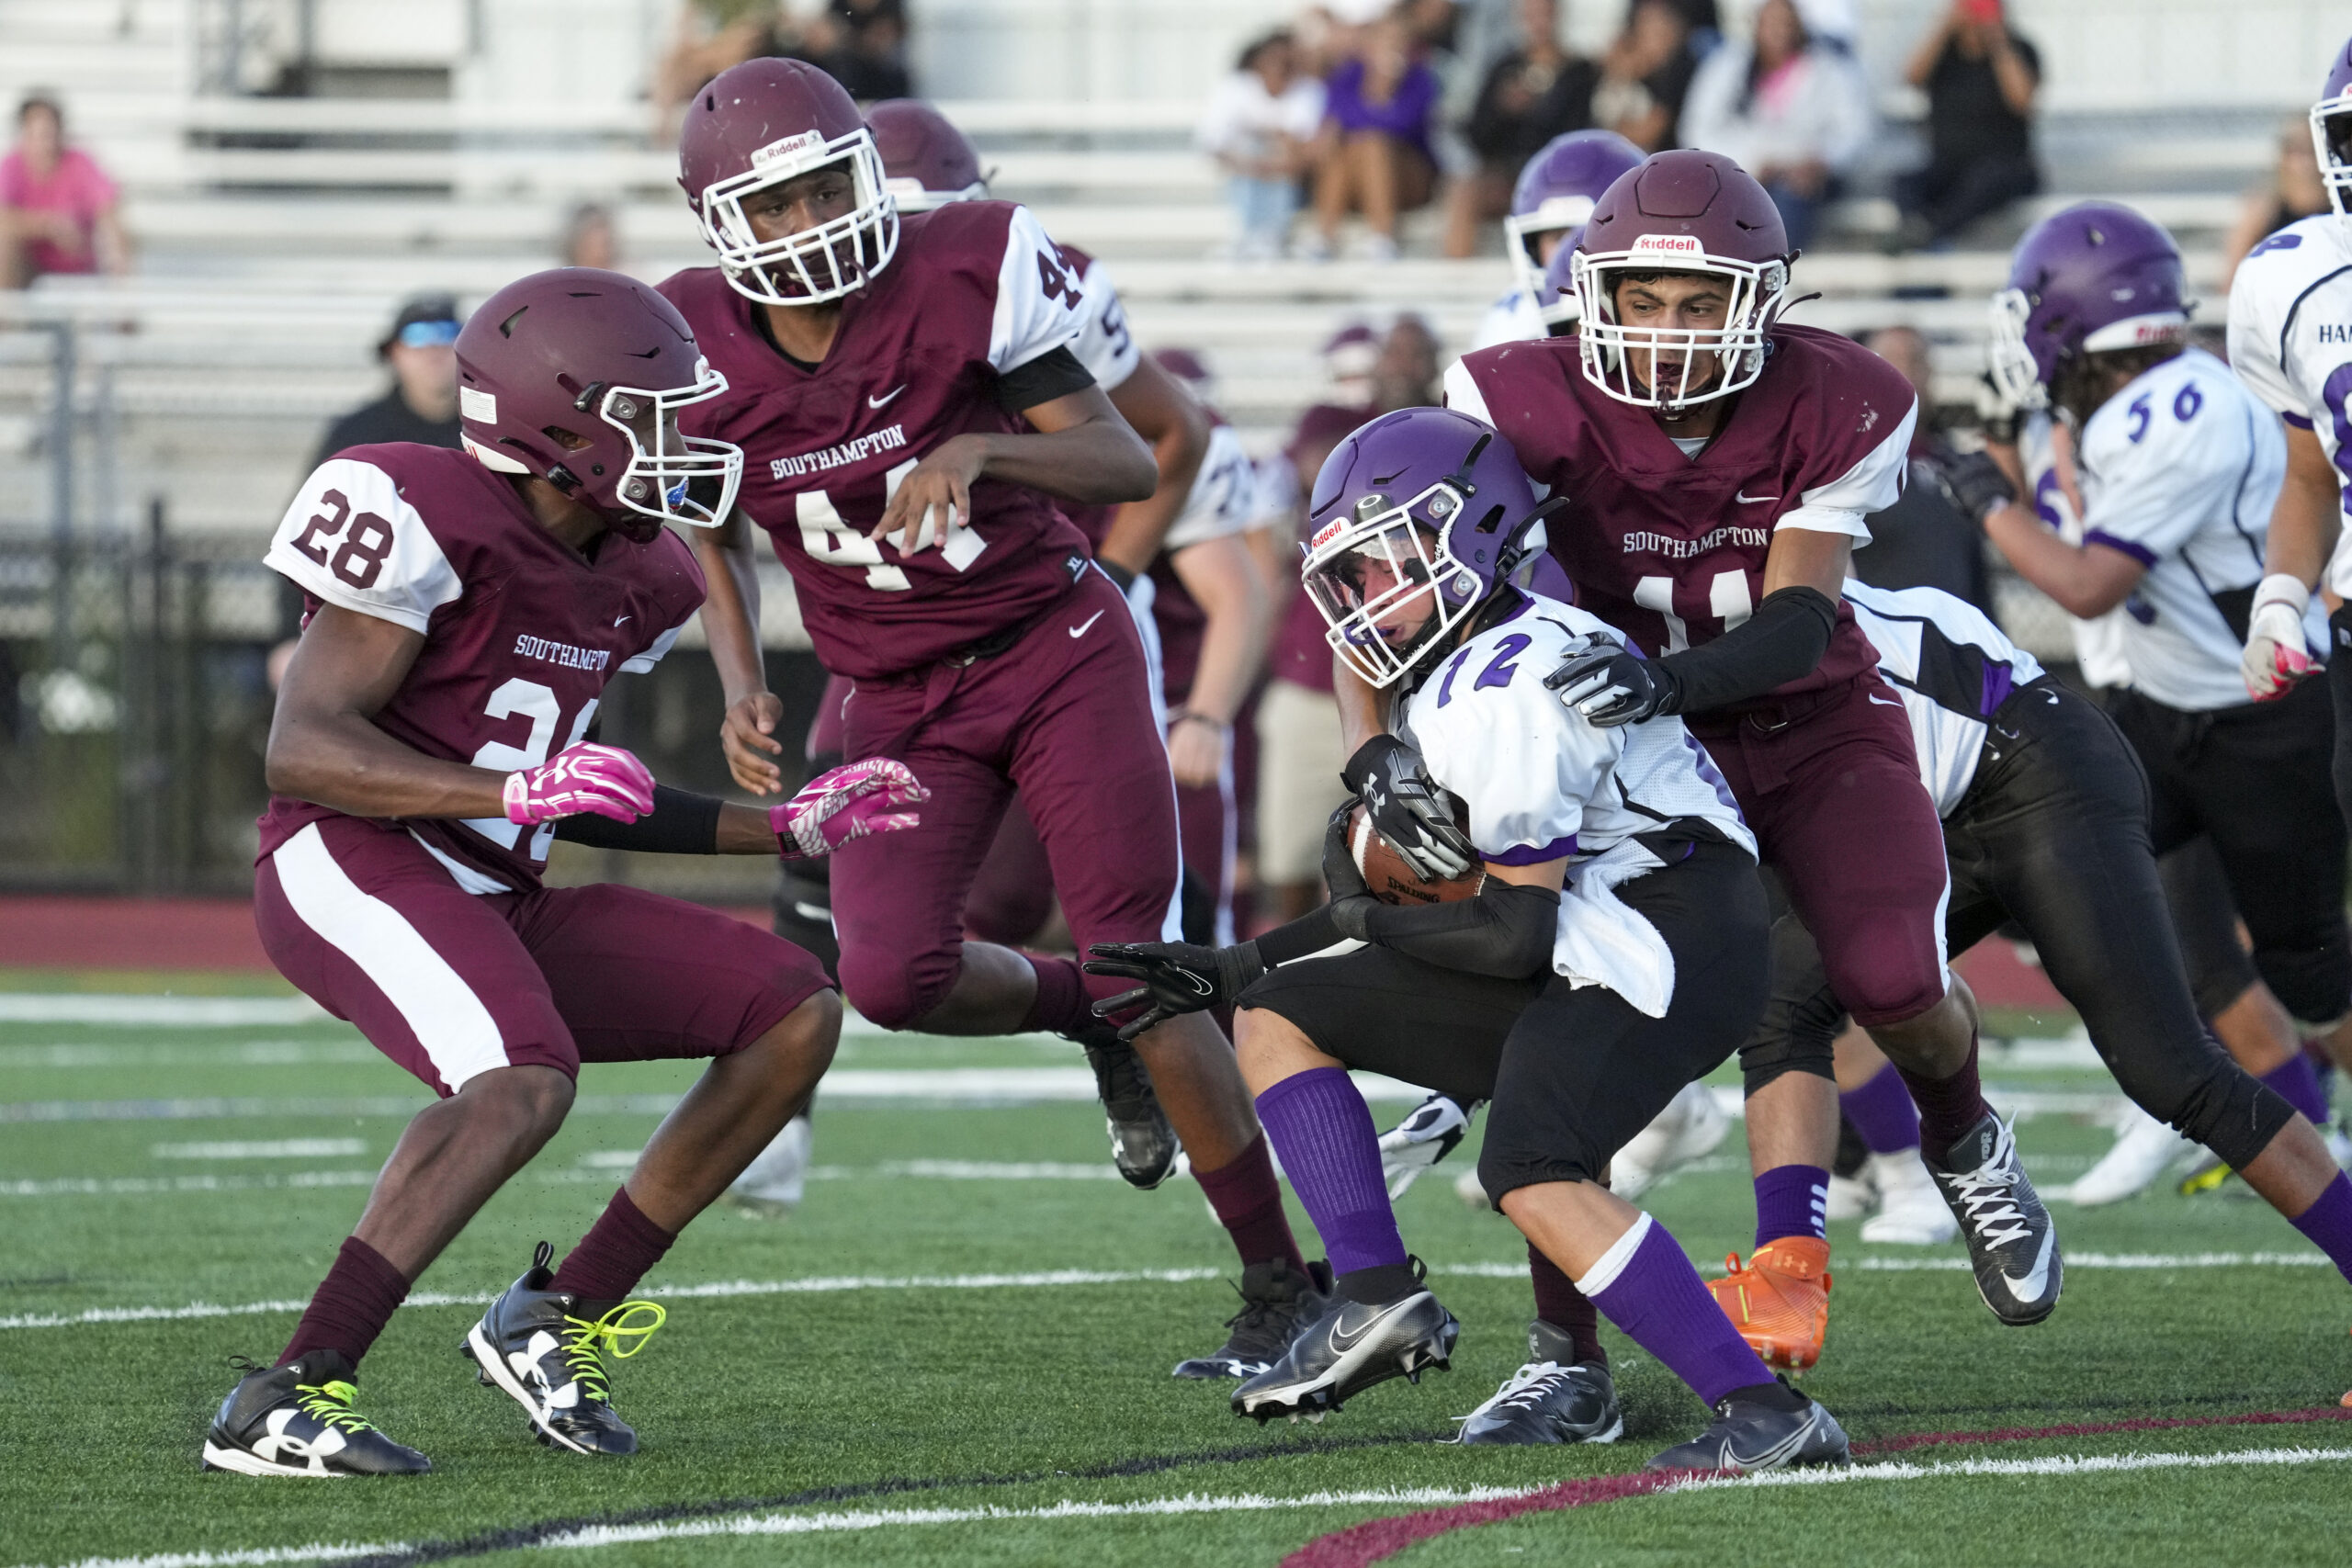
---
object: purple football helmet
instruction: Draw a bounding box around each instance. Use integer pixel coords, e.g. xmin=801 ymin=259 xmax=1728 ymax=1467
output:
xmin=678 ymin=59 xmax=898 ymax=306
xmin=2312 ymin=34 xmax=2352 ymax=223
xmin=456 ymin=268 xmax=742 ymax=541
xmin=1539 ymin=241 xmax=1579 ymax=333
xmin=867 ymin=98 xmax=989 ymax=212
xmin=1987 ymin=201 xmax=2188 ymax=412
xmin=1505 ymin=130 xmax=1646 ymax=306
xmin=1301 ymin=406 xmax=1550 ymax=687
xmin=1571 ymin=150 xmax=1795 ymax=412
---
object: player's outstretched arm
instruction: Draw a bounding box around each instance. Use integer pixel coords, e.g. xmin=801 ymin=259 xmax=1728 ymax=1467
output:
xmin=690 ymin=509 xmax=786 ymax=797
xmin=268 ymin=604 xmax=650 ymax=825
xmin=2242 ymin=423 xmax=2341 ymax=698
xmin=1166 ymin=531 xmax=1271 ymax=789
xmin=1097 ymin=355 xmax=1212 ymax=581
xmin=869 ymin=383 xmax=1155 ymax=558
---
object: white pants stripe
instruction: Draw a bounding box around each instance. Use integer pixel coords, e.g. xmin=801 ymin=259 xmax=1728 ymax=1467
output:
xmin=271 ymin=822 xmax=509 ymax=1092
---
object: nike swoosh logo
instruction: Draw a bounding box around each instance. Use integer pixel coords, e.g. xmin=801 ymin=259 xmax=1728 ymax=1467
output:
xmin=1325 ymin=1303 xmax=1387 ymax=1354
xmin=1866 ymin=694 xmax=1902 ymax=707
xmin=613 ymin=615 xmax=630 ymax=626
xmin=1735 ymin=491 xmax=1781 ymax=504
xmin=1069 ymin=610 xmax=1106 ymax=638
xmin=868 ymin=385 xmax=906 ymax=409
xmin=2000 ymin=1224 xmax=2056 ymax=1301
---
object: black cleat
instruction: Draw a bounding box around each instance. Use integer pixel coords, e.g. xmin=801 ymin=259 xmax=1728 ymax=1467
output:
xmin=1232 ymin=1280 xmax=1458 ymax=1423
xmin=1922 ymin=1112 xmax=2062 ymax=1325
xmin=1453 ymin=1320 xmax=1622 ymax=1446
xmin=462 ymin=1241 xmax=665 ymax=1456
xmin=1646 ymin=1390 xmax=1849 ymax=1472
xmin=1172 ymin=1257 xmax=1333 ymax=1379
xmin=1080 ymin=1032 xmax=1181 ymax=1190
xmin=200 ymin=1351 xmax=430 ymax=1477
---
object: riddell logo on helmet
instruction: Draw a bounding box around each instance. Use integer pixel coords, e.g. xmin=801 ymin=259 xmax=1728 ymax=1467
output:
xmin=1630 ymin=234 xmax=1704 ymax=256
xmin=1309 ymin=517 xmax=1349 ymax=551
xmin=751 ymin=130 xmax=827 ymax=168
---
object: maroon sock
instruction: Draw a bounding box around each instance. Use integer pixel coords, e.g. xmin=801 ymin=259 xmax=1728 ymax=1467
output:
xmin=1895 ymin=1036 xmax=1992 ymax=1156
xmin=1020 ymin=953 xmax=1097 ymax=1037
xmin=1194 ymin=1134 xmax=1309 ymax=1277
xmin=278 ymin=1235 xmax=409 ymax=1369
xmin=1528 ymin=1241 xmax=1604 ymax=1365
xmin=549 ymin=1187 xmax=676 ymax=1304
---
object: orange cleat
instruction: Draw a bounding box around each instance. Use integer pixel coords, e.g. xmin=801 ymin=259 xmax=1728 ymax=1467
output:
xmin=1708 ymin=1237 xmax=1832 ymax=1372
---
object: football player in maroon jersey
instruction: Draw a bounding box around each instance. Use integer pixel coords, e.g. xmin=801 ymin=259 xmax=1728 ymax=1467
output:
xmin=202 ymin=270 xmax=927 ymax=1477
xmin=1400 ymin=151 xmax=2056 ymax=1355
xmin=665 ymin=62 xmax=1321 ymax=1377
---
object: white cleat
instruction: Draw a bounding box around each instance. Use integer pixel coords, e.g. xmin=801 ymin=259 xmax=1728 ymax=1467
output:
xmin=1455 ymin=1168 xmax=1494 ymax=1212
xmin=728 ymin=1113 xmax=813 ymax=1216
xmin=1825 ymin=1169 xmax=1877 ymax=1223
xmin=1611 ymin=1081 xmax=1730 ymax=1201
xmin=2067 ymin=1102 xmax=2193 ymax=1207
xmin=1857 ymin=1149 xmax=1960 ymax=1244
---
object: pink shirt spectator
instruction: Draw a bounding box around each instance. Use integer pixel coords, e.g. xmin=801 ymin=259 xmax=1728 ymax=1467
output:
xmin=2 ymin=145 xmax=118 ymax=276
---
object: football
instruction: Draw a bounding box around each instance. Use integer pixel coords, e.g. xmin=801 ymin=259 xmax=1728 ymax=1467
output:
xmin=1346 ymin=801 xmax=1486 ymax=905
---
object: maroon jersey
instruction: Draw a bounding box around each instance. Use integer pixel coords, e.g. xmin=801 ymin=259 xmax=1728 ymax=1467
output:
xmin=661 ymin=200 xmax=1102 ymax=681
xmin=256 ymin=443 xmax=706 ymax=892
xmin=1445 ymin=323 xmax=1917 ymax=709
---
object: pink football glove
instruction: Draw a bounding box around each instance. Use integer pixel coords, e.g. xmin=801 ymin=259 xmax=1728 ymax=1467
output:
xmin=770 ymin=757 xmax=928 ymax=860
xmin=2242 ymin=574 xmax=2320 ymax=702
xmin=502 ymin=743 xmax=657 ymax=827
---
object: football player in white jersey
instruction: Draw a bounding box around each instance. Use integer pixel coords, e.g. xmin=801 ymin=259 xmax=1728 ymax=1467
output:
xmin=1464 ymin=130 xmax=1645 ymax=352
xmin=1948 ymin=202 xmax=2352 ymax=1118
xmin=1088 ymin=409 xmax=1851 ymax=1472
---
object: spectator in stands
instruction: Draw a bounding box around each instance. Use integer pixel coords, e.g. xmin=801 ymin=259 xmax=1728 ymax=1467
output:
xmin=1442 ymin=0 xmax=1599 ymax=257
xmin=1 ymin=93 xmax=128 ymax=290
xmin=820 ymin=0 xmax=913 ymax=102
xmin=1679 ymin=0 xmax=1871 ymax=250
xmin=1321 ymin=320 xmax=1382 ymax=404
xmin=1892 ymin=0 xmax=2041 ymax=252
xmin=560 ymin=202 xmax=621 ymax=270
xmin=1850 ymin=325 xmax=1991 ymax=609
xmin=1306 ymin=13 xmax=1443 ymax=263
xmin=1372 ymin=310 xmax=1442 ymax=409
xmin=1199 ymin=30 xmax=1327 ymax=261
xmin=652 ymin=1 xmax=910 ymax=141
xmin=1591 ymin=0 xmax=1702 ymax=152
xmin=2222 ymin=116 xmax=2331 ymax=288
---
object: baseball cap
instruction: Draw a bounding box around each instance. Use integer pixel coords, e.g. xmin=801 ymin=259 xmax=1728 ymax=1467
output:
xmin=379 ymin=292 xmax=461 ymax=356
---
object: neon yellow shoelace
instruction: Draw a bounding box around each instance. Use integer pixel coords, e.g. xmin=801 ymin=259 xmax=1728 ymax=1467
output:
xmin=293 ymin=1379 xmax=378 ymax=1434
xmin=558 ymin=1300 xmax=666 ymax=1401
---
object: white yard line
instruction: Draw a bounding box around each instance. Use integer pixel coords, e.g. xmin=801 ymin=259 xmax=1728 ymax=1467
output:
xmin=152 ymin=1139 xmax=365 ymax=1160
xmin=0 ymin=996 xmax=328 ymax=1026
xmin=34 ymin=1444 xmax=2351 ymax=1568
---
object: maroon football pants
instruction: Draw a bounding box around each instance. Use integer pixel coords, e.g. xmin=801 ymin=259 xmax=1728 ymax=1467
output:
xmin=254 ymin=815 xmax=831 ymax=1096
xmin=1687 ymin=672 xmax=1951 ymax=1028
xmin=831 ymin=567 xmax=1184 ymax=1029
xmin=966 ymin=764 xmax=1236 ymax=950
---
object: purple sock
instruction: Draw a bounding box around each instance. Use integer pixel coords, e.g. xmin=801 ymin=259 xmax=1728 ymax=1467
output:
xmin=1841 ymin=1063 xmax=1921 ymax=1154
xmin=1253 ymin=1067 xmax=1406 ymax=1277
xmin=2263 ymin=1055 xmax=2332 ymax=1126
xmin=1753 ymin=1164 xmax=1829 ymax=1249
xmin=2290 ymin=1172 xmax=2352 ymax=1287
xmin=1583 ymin=1214 xmax=1773 ymax=1409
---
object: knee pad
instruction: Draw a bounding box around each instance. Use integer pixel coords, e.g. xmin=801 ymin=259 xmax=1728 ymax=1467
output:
xmin=2155 ymin=1053 xmax=2299 ymax=1172
xmin=2252 ymin=942 xmax=2352 ymax=1031
xmin=836 ymin=945 xmax=958 ymax=1033
xmin=1738 ymin=1032 xmax=1838 ymax=1100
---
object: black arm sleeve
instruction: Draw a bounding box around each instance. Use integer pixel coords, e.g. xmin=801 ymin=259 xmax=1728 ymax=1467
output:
xmin=1349 ymin=883 xmax=1562 ymax=978
xmin=995 ymin=345 xmax=1096 ymax=413
xmin=1657 ymin=584 xmax=1838 ymax=716
xmin=1250 ymin=907 xmax=1348 ymax=967
xmin=551 ymin=784 xmax=727 ymax=855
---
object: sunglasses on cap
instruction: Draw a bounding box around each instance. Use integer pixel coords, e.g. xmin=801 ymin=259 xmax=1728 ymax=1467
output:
xmin=395 ymin=320 xmax=459 ymax=348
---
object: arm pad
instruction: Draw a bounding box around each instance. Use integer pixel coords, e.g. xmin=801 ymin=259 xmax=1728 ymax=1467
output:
xmin=1336 ymin=881 xmax=1562 ymax=979
xmin=552 ymin=784 xmax=724 ymax=854
xmin=1657 ymin=584 xmax=1838 ymax=716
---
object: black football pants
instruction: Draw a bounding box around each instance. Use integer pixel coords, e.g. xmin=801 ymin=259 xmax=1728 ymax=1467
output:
xmin=1742 ymin=679 xmax=2295 ymax=1173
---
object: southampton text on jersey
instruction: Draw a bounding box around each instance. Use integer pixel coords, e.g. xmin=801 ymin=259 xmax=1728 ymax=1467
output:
xmin=769 ymin=423 xmax=910 ymax=480
xmin=512 ymin=633 xmax=614 ymax=672
xmin=1622 ymin=524 xmax=1771 ymax=558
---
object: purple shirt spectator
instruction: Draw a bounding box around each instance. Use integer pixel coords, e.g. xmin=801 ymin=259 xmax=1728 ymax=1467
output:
xmin=1323 ymin=55 xmax=1441 ymax=165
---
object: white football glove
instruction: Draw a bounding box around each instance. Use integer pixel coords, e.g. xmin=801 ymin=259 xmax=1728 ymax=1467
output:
xmin=1375 ymin=1093 xmax=1476 ymax=1199
xmin=2241 ymin=573 xmax=2320 ymax=702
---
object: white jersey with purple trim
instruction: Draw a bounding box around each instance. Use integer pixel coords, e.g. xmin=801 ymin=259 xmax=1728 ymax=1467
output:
xmin=1163 ymin=423 xmax=1258 ymax=550
xmin=2018 ymin=412 xmax=2129 ymax=688
xmin=1397 ymin=592 xmax=1754 ymax=867
xmin=1843 ymin=580 xmax=2044 ymax=818
xmin=2227 ymin=212 xmax=2352 ymax=597
xmin=2065 ymin=346 xmax=2310 ymax=711
xmin=1467 ymin=288 xmax=1547 ymax=352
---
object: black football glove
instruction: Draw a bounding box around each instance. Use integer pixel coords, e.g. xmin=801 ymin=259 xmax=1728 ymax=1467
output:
xmin=1974 ymin=369 xmax=2025 ymax=446
xmin=1340 ymin=735 xmax=1476 ymax=883
xmin=1938 ymin=448 xmax=2018 ymax=527
xmin=1083 ymin=941 xmax=1265 ymax=1043
xmin=1317 ymin=802 xmax=1383 ymax=940
xmin=1544 ymin=643 xmax=1681 ymax=728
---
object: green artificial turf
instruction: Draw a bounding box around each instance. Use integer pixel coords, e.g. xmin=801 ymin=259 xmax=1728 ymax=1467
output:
xmin=2 ymin=994 xmax=2348 ymax=1568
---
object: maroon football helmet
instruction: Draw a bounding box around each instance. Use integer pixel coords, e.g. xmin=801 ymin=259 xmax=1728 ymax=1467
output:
xmin=1570 ymin=149 xmax=1796 ymax=412
xmin=455 ymin=268 xmax=742 ymax=541
xmin=677 ymin=59 xmax=899 ymax=306
xmin=866 ymin=98 xmax=988 ymax=212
